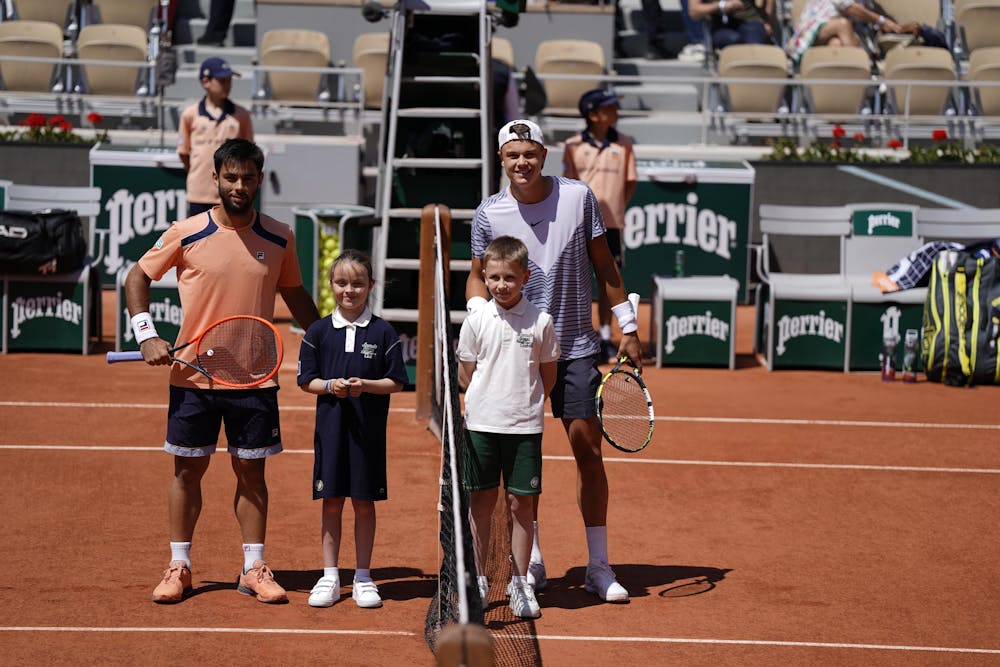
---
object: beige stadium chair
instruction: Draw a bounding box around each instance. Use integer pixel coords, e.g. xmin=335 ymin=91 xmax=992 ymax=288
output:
xmin=77 ymin=23 xmax=148 ymax=95
xmin=492 ymin=36 xmax=514 ymax=68
xmin=955 ymin=0 xmax=1000 ymax=53
xmin=90 ymin=0 xmax=159 ymax=30
xmin=353 ymin=32 xmax=389 ymax=109
xmin=876 ymin=0 xmax=941 ymax=27
xmin=534 ymin=38 xmax=605 ymax=114
xmin=798 ymin=45 xmax=872 ymax=115
xmin=884 ymin=46 xmax=956 ymax=116
xmin=0 ymin=20 xmax=64 ymax=92
xmin=969 ymin=47 xmax=1000 ymax=115
xmin=717 ymin=44 xmax=789 ymax=113
xmin=13 ymin=0 xmax=71 ymax=27
xmin=259 ymin=29 xmax=330 ymax=102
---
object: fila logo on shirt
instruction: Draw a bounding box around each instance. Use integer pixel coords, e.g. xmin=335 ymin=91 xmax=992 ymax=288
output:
xmin=623 ymin=192 xmax=737 ymax=260
xmin=256 ymin=251 xmax=265 ymax=261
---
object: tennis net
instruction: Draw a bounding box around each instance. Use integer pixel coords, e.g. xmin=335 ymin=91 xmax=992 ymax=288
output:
xmin=424 ymin=206 xmax=484 ymax=652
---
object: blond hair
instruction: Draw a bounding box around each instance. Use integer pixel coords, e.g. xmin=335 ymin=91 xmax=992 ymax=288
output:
xmin=483 ymin=235 xmax=529 ymax=272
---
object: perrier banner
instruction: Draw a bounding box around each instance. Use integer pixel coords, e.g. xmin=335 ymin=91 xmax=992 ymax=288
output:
xmin=90 ymin=145 xmax=187 ymax=287
xmin=622 ymin=160 xmax=754 ymax=302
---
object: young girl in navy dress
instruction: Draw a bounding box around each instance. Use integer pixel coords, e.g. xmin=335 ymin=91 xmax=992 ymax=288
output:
xmin=297 ymin=249 xmax=408 ymax=609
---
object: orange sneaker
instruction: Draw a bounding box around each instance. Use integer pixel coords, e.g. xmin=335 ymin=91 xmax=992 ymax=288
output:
xmin=237 ymin=560 xmax=288 ymax=603
xmin=152 ymin=560 xmax=192 ymax=604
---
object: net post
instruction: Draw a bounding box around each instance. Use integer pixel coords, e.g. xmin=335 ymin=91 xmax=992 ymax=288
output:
xmin=416 ymin=203 xmax=452 ymax=420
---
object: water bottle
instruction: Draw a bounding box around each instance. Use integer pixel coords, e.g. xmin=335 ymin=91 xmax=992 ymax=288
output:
xmin=902 ymin=328 xmax=919 ymax=382
xmin=881 ymin=333 xmax=898 ymax=382
xmin=674 ymin=249 xmax=685 ymax=278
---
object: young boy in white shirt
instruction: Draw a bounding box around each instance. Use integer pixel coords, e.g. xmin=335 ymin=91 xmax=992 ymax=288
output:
xmin=457 ymin=235 xmax=560 ymax=619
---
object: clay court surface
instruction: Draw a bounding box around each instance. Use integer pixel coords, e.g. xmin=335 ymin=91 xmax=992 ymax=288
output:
xmin=2 ymin=293 xmax=999 ymax=666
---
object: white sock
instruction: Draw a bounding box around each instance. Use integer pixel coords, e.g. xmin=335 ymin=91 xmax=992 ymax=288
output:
xmin=585 ymin=526 xmax=609 ymax=565
xmin=510 ymin=575 xmax=526 ymax=588
xmin=530 ymin=521 xmax=543 ymax=564
xmin=478 ymin=574 xmax=488 ymax=589
xmin=599 ymin=324 xmax=611 ymax=340
xmin=354 ymin=568 xmax=372 ymax=583
xmin=242 ymin=543 xmax=264 ymax=572
xmin=324 ymin=566 xmax=339 ymax=579
xmin=169 ymin=541 xmax=192 ymax=567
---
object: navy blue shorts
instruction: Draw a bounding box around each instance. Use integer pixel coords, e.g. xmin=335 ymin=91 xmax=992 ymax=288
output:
xmin=549 ymin=355 xmax=601 ymax=420
xmin=165 ymin=385 xmax=282 ymax=459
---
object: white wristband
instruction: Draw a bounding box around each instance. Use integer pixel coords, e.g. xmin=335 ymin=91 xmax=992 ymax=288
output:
xmin=466 ymin=296 xmax=488 ymax=314
xmin=130 ymin=312 xmax=159 ymax=345
xmin=611 ymin=300 xmax=638 ymax=335
xmin=719 ymin=0 xmax=726 ymax=13
xmin=877 ymin=14 xmax=885 ymax=26
xmin=325 ymin=379 xmax=335 ymax=394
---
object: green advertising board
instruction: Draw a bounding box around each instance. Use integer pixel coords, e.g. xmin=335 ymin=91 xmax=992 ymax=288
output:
xmin=851 ymin=208 xmax=915 ymax=237
xmin=91 ymin=145 xmax=187 ymax=287
xmin=849 ymin=302 xmax=923 ymax=371
xmin=767 ymin=299 xmax=848 ymax=370
xmin=623 ymin=160 xmax=754 ymax=302
xmin=659 ymin=299 xmax=734 ymax=367
xmin=4 ymin=270 xmax=96 ymax=353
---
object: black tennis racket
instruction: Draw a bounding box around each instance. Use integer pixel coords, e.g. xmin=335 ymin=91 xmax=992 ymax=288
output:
xmin=595 ymin=294 xmax=655 ymax=453
xmin=107 ymin=315 xmax=283 ymax=388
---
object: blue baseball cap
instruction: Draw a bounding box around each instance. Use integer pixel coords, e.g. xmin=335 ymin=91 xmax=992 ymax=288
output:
xmin=578 ymin=88 xmax=620 ymax=117
xmin=200 ymin=57 xmax=240 ymax=80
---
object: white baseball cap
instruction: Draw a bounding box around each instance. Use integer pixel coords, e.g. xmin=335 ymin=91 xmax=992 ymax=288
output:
xmin=497 ymin=119 xmax=545 ymax=149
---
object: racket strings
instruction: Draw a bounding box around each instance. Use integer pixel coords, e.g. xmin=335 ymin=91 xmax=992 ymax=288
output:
xmin=599 ymin=371 xmax=652 ymax=449
xmin=197 ymin=318 xmax=281 ymax=386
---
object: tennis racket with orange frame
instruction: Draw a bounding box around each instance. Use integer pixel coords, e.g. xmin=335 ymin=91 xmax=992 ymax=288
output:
xmin=106 ymin=315 xmax=283 ymax=388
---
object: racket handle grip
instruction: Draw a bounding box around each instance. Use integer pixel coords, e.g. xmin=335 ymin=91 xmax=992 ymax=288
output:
xmin=106 ymin=351 xmax=144 ymax=363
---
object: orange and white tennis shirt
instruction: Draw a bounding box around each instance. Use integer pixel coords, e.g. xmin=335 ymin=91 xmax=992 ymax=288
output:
xmin=137 ymin=210 xmax=304 ymax=389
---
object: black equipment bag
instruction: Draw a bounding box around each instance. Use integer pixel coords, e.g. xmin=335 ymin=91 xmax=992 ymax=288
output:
xmin=0 ymin=209 xmax=87 ymax=275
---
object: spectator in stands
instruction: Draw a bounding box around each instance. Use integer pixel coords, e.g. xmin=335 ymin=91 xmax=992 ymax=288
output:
xmin=786 ymin=0 xmax=904 ymax=63
xmin=197 ymin=0 xmax=235 ymax=46
xmin=562 ymin=89 xmax=637 ymax=363
xmin=178 ymin=57 xmax=253 ymax=217
xmin=688 ymin=0 xmax=774 ymax=50
xmin=621 ymin=0 xmax=705 ymax=61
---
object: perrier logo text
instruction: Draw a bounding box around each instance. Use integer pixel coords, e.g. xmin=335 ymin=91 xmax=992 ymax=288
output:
xmin=10 ymin=293 xmax=82 ymax=339
xmin=776 ymin=310 xmax=844 ymax=356
xmin=623 ymin=192 xmax=737 ymax=259
xmin=665 ymin=309 xmax=729 ymax=354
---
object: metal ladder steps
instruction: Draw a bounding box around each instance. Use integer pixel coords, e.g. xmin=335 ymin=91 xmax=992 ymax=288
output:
xmin=392 ymin=158 xmax=483 ymax=169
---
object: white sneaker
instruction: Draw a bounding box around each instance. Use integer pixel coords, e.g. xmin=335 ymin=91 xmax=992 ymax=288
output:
xmin=527 ymin=560 xmax=547 ymax=591
xmin=507 ymin=580 xmax=541 ymax=619
xmin=584 ymin=561 xmax=628 ymax=603
xmin=307 ymin=575 xmax=340 ymax=607
xmin=352 ymin=579 xmax=383 ymax=608
xmin=677 ymin=42 xmax=706 ymax=64
xmin=477 ymin=575 xmax=489 ymax=607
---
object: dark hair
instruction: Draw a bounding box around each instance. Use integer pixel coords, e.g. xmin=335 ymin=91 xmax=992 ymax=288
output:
xmin=213 ymin=138 xmax=264 ymax=174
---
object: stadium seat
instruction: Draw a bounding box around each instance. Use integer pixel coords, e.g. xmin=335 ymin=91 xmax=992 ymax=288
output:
xmin=89 ymin=0 xmax=158 ymax=30
xmin=918 ymin=207 xmax=1000 ymax=242
xmin=717 ymin=44 xmax=789 ymax=113
xmin=955 ymin=0 xmax=1000 ymax=53
xmin=492 ymin=36 xmax=514 ymax=69
xmin=259 ymin=29 xmax=330 ymax=102
xmin=353 ymin=32 xmax=389 ymax=109
xmin=76 ymin=23 xmax=148 ymax=95
xmin=12 ymin=0 xmax=72 ymax=27
xmin=883 ymin=46 xmax=957 ymax=116
xmin=968 ymin=46 xmax=1000 ymax=115
xmin=533 ymin=38 xmax=606 ymax=115
xmin=798 ymin=45 xmax=873 ymax=116
xmin=0 ymin=20 xmax=64 ymax=92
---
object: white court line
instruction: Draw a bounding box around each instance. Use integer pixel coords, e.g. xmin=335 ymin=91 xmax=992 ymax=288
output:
xmin=2 ymin=627 xmax=998 ymax=655
xmin=3 ymin=401 xmax=1000 ymax=431
xmin=1 ymin=445 xmax=998 ymax=475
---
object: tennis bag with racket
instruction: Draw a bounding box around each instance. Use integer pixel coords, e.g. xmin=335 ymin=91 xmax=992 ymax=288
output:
xmin=922 ymin=249 xmax=1000 ymax=385
xmin=0 ymin=208 xmax=87 ymax=274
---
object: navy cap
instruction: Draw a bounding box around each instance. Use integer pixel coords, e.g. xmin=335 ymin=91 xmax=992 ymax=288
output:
xmin=200 ymin=57 xmax=240 ymax=79
xmin=578 ymin=88 xmax=620 ymax=117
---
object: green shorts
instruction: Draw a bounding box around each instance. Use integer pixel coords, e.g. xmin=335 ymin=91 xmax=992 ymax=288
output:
xmin=463 ymin=430 xmax=542 ymax=496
